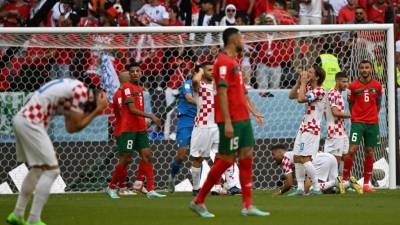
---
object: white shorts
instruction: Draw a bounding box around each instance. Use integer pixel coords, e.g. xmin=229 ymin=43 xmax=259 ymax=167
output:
xmin=190 ymin=126 xmax=219 ymax=158
xmin=13 ymin=115 xmax=58 ymax=167
xmin=314 ymin=153 xmax=338 ymax=182
xmin=293 ymin=131 xmax=320 ymax=158
xmin=324 ymin=136 xmax=349 ymax=157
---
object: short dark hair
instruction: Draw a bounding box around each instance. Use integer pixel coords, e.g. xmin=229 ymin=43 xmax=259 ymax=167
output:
xmin=355 ymin=6 xmax=365 ymax=12
xmin=126 ymin=62 xmax=141 ymax=70
xmin=335 ymin=71 xmax=348 ymax=80
xmin=236 ymin=14 xmax=249 ymax=25
xmin=271 ymin=144 xmax=287 ymax=152
xmin=313 ymin=64 xmax=326 ymax=86
xmin=201 ymin=61 xmax=213 ymax=68
xmin=222 ymin=27 xmax=240 ymax=46
xmin=359 ymin=59 xmax=373 ymax=68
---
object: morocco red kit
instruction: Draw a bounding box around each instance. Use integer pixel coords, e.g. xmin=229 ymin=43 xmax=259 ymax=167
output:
xmin=112 ymin=89 xmax=123 ymax=137
xmin=120 ymin=82 xmax=147 ymax=132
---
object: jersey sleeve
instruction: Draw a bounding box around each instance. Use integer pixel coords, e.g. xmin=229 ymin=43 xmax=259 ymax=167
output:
xmin=281 ymin=156 xmax=293 ymax=175
xmin=112 ymin=90 xmax=122 ymax=113
xmin=70 ymin=83 xmax=88 ymax=113
xmin=216 ymin=62 xmax=230 ymax=88
xmin=347 ymin=83 xmax=355 ymax=103
xmin=182 ymin=81 xmax=193 ymax=96
xmin=305 ymin=87 xmax=325 ymax=103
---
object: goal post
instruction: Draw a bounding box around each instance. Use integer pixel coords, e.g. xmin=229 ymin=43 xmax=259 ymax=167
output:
xmin=0 ymin=24 xmax=397 ymax=193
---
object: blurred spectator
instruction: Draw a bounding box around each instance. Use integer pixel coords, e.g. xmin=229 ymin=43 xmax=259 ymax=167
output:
xmin=168 ymin=5 xmax=183 ymax=26
xmin=235 ymin=13 xmax=250 ymax=25
xmin=373 ymin=46 xmax=385 ymax=81
xmin=192 ymin=0 xmax=219 ymax=44
xmin=254 ymin=0 xmax=274 ymax=19
xmin=367 ymin=0 xmax=387 ymax=23
xmin=223 ymin=0 xmax=255 ymax=18
xmin=49 ymin=0 xmax=76 ymax=27
xmin=326 ymin=0 xmax=347 ymax=18
xmin=79 ymin=9 xmax=99 ymax=27
xmin=298 ymin=0 xmax=322 ymax=25
xmin=134 ymin=0 xmax=169 ymax=26
xmin=271 ymin=0 xmax=297 ymax=25
xmin=337 ymin=0 xmax=356 ymax=24
xmin=0 ymin=0 xmax=31 ymax=27
xmin=352 ymin=6 xmax=371 ymax=23
xmin=220 ymin=4 xmax=236 ymax=25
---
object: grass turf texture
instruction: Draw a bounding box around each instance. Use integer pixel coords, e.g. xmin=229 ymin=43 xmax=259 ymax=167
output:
xmin=1 ymin=190 xmax=399 ymax=225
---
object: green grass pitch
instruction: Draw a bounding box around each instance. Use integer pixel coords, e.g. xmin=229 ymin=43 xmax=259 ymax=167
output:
xmin=1 ymin=190 xmax=399 ymax=225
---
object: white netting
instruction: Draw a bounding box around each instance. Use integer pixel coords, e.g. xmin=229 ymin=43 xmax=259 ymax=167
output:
xmin=0 ymin=26 xmax=394 ymax=193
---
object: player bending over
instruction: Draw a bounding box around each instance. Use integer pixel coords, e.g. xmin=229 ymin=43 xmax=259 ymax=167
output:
xmin=189 ymin=28 xmax=269 ymax=218
xmin=105 ymin=71 xmax=137 ymax=198
xmin=271 ymin=144 xmax=361 ymax=195
xmin=7 ymin=78 xmax=108 ymax=225
xmin=190 ymin=62 xmax=241 ymax=196
xmin=168 ymin=71 xmax=197 ymax=193
xmin=288 ymin=65 xmax=326 ymax=196
xmin=342 ymin=60 xmax=382 ymax=193
xmin=119 ymin=62 xmax=165 ymax=198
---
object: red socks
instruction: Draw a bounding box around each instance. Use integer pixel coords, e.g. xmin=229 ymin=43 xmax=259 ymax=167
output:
xmin=342 ymin=155 xmax=354 ymax=181
xmin=109 ymin=162 xmax=127 ymax=189
xmin=141 ymin=160 xmax=155 ymax=191
xmin=213 ymin=157 xmax=222 ymax=185
xmin=136 ymin=160 xmax=146 ymax=181
xmin=239 ymin=158 xmax=253 ymax=209
xmin=363 ymin=156 xmax=374 ymax=185
xmin=195 ymin=158 xmax=232 ymax=205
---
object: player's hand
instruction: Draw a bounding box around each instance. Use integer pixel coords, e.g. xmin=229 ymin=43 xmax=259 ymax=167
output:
xmin=224 ymin=122 xmax=234 ymax=138
xmin=96 ymin=91 xmax=108 ymax=112
xmin=254 ymin=113 xmax=264 ymax=126
xmin=151 ymin=115 xmax=162 ymax=127
xmin=300 ymin=71 xmax=310 ymax=84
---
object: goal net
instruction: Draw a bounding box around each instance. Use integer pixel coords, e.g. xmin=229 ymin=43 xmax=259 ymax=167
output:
xmin=0 ymin=25 xmax=396 ymax=193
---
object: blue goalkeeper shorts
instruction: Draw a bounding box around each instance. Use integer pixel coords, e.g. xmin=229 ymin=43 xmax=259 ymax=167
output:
xmin=176 ymin=126 xmax=193 ymax=149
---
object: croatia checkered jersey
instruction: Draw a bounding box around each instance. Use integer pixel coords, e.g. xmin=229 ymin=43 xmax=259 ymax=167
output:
xmin=325 ymin=88 xmax=347 ymax=138
xmin=193 ymin=81 xmax=217 ymax=128
xmin=18 ymin=79 xmax=88 ymax=128
xmin=112 ymin=88 xmax=123 ymax=137
xmin=299 ymin=85 xmax=327 ymax=135
xmin=280 ymin=151 xmax=295 ymax=175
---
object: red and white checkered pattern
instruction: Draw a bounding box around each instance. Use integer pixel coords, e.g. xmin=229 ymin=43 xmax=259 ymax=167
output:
xmin=20 ymin=79 xmax=87 ymax=128
xmin=281 ymin=151 xmax=294 ymax=175
xmin=194 ymin=81 xmax=216 ymax=128
xmin=299 ymin=86 xmax=326 ymax=135
xmin=326 ymin=88 xmax=347 ymax=138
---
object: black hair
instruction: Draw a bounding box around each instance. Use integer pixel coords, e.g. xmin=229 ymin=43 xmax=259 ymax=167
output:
xmin=270 ymin=144 xmax=287 ymax=152
xmin=335 ymin=71 xmax=348 ymax=80
xmin=236 ymin=14 xmax=249 ymax=25
xmin=359 ymin=59 xmax=373 ymax=68
xmin=313 ymin=64 xmax=326 ymax=86
xmin=125 ymin=62 xmax=141 ymax=70
xmin=222 ymin=27 xmax=240 ymax=46
xmin=201 ymin=61 xmax=213 ymax=68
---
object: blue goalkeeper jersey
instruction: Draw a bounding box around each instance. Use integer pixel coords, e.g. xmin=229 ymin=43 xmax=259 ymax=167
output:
xmin=176 ymin=80 xmax=196 ymax=128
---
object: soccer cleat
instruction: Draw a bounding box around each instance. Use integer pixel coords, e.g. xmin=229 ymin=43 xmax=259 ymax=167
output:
xmin=363 ymin=184 xmax=376 ymax=193
xmin=308 ymin=189 xmax=323 ymax=196
xmin=241 ymin=206 xmax=270 ymax=217
xmin=287 ymin=189 xmax=305 ymax=196
xmin=132 ymin=180 xmax=148 ymax=194
xmin=6 ymin=212 xmax=26 ymax=225
xmin=104 ymin=187 xmax=120 ymax=199
xmin=349 ymin=176 xmax=363 ymax=194
xmin=146 ymin=190 xmax=166 ymax=199
xmin=27 ymin=221 xmax=46 ymax=225
xmin=118 ymin=188 xmax=137 ymax=196
xmin=227 ymin=186 xmax=242 ymax=195
xmin=211 ymin=184 xmax=226 ymax=196
xmin=192 ymin=189 xmax=199 ymax=196
xmin=167 ymin=175 xmax=175 ymax=193
xmin=189 ymin=201 xmax=215 ymax=218
xmin=336 ymin=176 xmax=346 ymax=194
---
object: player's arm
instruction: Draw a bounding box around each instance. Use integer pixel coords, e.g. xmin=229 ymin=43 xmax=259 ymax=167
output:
xmin=279 ymin=172 xmax=294 ymax=194
xmin=218 ymin=86 xmax=234 ymax=138
xmin=127 ymin=102 xmax=162 ymax=127
xmin=331 ymin=106 xmax=351 ymax=118
xmin=246 ymin=94 xmax=264 ymax=125
xmin=65 ymin=92 xmax=108 ymax=133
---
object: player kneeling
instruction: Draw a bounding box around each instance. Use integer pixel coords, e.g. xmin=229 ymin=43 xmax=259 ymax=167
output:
xmin=7 ymin=78 xmax=107 ymax=225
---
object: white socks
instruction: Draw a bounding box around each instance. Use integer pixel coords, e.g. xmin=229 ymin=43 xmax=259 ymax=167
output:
xmin=295 ymin=163 xmax=305 ymax=191
xmin=14 ymin=168 xmax=43 ymax=218
xmin=304 ymin=161 xmax=320 ymax=191
xmin=224 ymin=164 xmax=236 ymax=189
xmin=27 ymin=169 xmax=60 ymax=224
xmin=320 ymin=180 xmax=336 ymax=190
xmin=191 ymin=166 xmax=202 ymax=190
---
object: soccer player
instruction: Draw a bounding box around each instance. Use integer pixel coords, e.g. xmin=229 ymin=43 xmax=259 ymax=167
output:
xmin=189 ymin=28 xmax=269 ymax=218
xmin=119 ymin=62 xmax=166 ymax=198
xmin=105 ymin=71 xmax=136 ymax=198
xmin=167 ymin=73 xmax=197 ymax=193
xmin=271 ymin=144 xmax=361 ymax=194
xmin=343 ymin=60 xmax=382 ymax=193
xmin=190 ymin=62 xmax=240 ymax=196
xmin=288 ymin=65 xmax=326 ymax=196
xmin=6 ymin=78 xmax=108 ymax=225
xmin=324 ymin=72 xmax=351 ymax=193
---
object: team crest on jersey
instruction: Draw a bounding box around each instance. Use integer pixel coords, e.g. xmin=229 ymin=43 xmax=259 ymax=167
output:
xmin=219 ymin=66 xmax=227 ymax=79
xmin=233 ymin=66 xmax=239 ymax=74
xmin=124 ymin=88 xmax=131 ymax=96
xmin=369 ymin=88 xmax=377 ymax=93
xmin=185 ymin=83 xmax=191 ymax=90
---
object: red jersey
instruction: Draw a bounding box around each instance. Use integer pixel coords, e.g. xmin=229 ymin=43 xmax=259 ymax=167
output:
xmin=112 ymin=89 xmax=123 ymax=137
xmin=213 ymin=53 xmax=250 ymax=123
xmin=120 ymin=82 xmax=147 ymax=132
xmin=348 ymin=79 xmax=382 ymax=124
xmin=337 ymin=5 xmax=355 ymax=24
